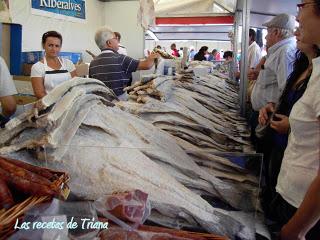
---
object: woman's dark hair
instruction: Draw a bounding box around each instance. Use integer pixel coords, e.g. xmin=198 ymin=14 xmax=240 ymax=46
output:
xmin=278 ymin=47 xmax=320 ymax=114
xmin=223 ymin=51 xmax=233 ymax=59
xmin=42 ymin=31 xmax=63 ymax=46
xmin=193 ymin=46 xmax=208 ymax=61
xmin=198 ymin=46 xmax=208 ymax=55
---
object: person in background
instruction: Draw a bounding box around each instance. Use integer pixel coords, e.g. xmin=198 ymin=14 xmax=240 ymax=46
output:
xmin=214 ymin=49 xmax=221 ymax=60
xmin=207 ymin=49 xmax=217 ymax=61
xmin=223 ymin=51 xmax=234 ymax=62
xmin=269 ymin=2 xmax=320 ymax=239
xmin=189 ymin=47 xmax=196 ymax=61
xmin=193 ymin=46 xmax=208 ymax=61
xmin=248 ymin=29 xmax=262 ymax=69
xmin=0 ymin=56 xmax=17 ymax=127
xmin=179 ymin=47 xmax=183 ymax=58
xmin=246 ymin=29 xmax=263 ymax=120
xmin=89 ymin=26 xmax=158 ymax=98
xmin=213 ymin=49 xmax=219 ymax=60
xmin=114 ymin=31 xmax=127 ymax=55
xmin=223 ymin=51 xmax=240 ymax=79
xmin=170 ymin=43 xmax=180 ymax=57
xmin=251 ymin=13 xmax=296 ymax=113
xmin=31 ymin=31 xmax=77 ymax=99
xmin=250 ymin=13 xmax=296 ymax=152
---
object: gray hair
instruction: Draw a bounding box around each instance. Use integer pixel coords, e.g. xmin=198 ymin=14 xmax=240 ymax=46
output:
xmin=274 ymin=27 xmax=294 ymax=39
xmin=95 ymin=26 xmax=114 ymax=50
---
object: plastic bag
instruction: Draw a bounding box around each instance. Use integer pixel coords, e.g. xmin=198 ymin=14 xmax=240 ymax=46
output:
xmin=99 ymin=227 xmax=190 ymax=240
xmin=94 ymin=190 xmax=151 ymax=230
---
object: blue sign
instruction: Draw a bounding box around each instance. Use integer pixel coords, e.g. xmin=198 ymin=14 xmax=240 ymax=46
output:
xmin=31 ymin=0 xmax=86 ymax=21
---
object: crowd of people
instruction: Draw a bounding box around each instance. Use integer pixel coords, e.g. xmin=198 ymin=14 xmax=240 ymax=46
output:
xmin=0 ymin=2 xmax=319 ymax=239
xmin=245 ymin=6 xmax=320 ymax=240
xmin=154 ymin=43 xmax=225 ymax=62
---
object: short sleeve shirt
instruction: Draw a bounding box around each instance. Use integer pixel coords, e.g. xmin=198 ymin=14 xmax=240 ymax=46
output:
xmin=0 ymin=57 xmax=17 ymax=97
xmin=248 ymin=41 xmax=262 ymax=69
xmin=89 ymin=48 xmax=139 ymax=96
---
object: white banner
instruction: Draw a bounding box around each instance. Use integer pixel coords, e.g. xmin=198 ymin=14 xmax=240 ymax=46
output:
xmin=30 ymin=0 xmax=86 ymax=23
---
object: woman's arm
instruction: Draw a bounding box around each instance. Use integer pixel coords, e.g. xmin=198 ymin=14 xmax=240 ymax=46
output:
xmin=31 ymin=77 xmax=46 ymax=99
xmin=0 ymin=95 xmax=16 ymax=117
xmin=70 ymin=70 xmax=77 ymax=78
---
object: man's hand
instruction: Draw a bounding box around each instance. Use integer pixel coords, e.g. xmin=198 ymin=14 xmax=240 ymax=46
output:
xmin=147 ymin=52 xmax=159 ymax=60
xmin=270 ymin=114 xmax=289 ymax=134
xmin=258 ymin=103 xmax=275 ymax=125
xmin=138 ymin=52 xmax=159 ymax=70
xmin=248 ymin=69 xmax=259 ymax=81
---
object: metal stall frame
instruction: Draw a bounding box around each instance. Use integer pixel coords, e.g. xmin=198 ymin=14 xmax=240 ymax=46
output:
xmin=238 ymin=0 xmax=251 ymax=116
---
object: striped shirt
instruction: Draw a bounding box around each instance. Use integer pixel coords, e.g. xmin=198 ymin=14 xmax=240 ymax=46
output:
xmin=89 ymin=48 xmax=139 ymax=96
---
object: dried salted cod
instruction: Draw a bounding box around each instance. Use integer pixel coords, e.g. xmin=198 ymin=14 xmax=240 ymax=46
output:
xmin=0 ymin=78 xmax=257 ymax=239
xmin=42 ymin=125 xmax=255 ymax=240
xmin=80 ymin=104 xmax=256 ymax=211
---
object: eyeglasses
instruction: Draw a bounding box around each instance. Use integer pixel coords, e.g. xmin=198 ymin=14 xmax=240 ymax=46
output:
xmin=297 ymin=1 xmax=317 ymax=10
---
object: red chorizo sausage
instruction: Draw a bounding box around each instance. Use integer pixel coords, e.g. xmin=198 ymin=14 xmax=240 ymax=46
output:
xmin=0 ymin=179 xmax=14 ymax=210
xmin=0 ymin=157 xmax=52 ymax=185
xmin=0 ymin=156 xmax=55 ymax=180
xmin=0 ymin=167 xmax=57 ymax=197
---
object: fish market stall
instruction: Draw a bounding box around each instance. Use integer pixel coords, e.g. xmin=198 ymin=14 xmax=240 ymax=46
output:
xmin=0 ymin=75 xmax=265 ymax=239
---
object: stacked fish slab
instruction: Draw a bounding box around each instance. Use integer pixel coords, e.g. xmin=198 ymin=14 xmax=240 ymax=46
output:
xmin=0 ymin=77 xmax=259 ymax=240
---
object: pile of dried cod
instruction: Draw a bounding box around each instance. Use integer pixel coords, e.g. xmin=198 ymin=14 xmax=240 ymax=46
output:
xmin=0 ymin=77 xmax=259 ymax=240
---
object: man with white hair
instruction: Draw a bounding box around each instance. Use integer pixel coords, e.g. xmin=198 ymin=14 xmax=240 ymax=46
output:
xmin=89 ymin=26 xmax=158 ymax=97
xmin=251 ymin=13 xmax=296 ymax=114
xmin=250 ymin=13 xmax=296 ymax=208
xmin=250 ymin=14 xmax=296 ymax=140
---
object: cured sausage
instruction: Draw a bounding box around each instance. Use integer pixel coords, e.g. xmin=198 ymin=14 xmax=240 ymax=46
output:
xmin=0 ymin=179 xmax=14 ymax=209
xmin=0 ymin=157 xmax=52 ymax=185
xmin=0 ymin=167 xmax=57 ymax=197
xmin=0 ymin=156 xmax=55 ymax=180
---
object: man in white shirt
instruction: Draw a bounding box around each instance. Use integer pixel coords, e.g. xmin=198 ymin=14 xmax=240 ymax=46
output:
xmin=114 ymin=32 xmax=127 ymax=55
xmin=251 ymin=14 xmax=296 ymax=112
xmin=249 ymin=14 xmax=296 ymax=148
xmin=247 ymin=28 xmax=262 ymax=102
xmin=0 ymin=56 xmax=17 ymax=127
xmin=248 ymin=29 xmax=262 ymax=69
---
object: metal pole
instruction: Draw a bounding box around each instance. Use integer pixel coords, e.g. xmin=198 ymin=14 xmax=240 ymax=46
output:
xmin=239 ymin=0 xmax=251 ymax=116
xmin=233 ymin=11 xmax=240 ymax=81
